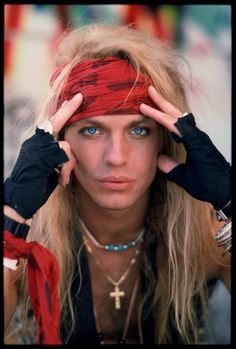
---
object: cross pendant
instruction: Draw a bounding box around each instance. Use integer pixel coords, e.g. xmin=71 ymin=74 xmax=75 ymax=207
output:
xmin=110 ymin=285 xmax=125 ymax=309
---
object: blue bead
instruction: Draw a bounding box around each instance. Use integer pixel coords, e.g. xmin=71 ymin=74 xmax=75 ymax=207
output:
xmin=108 ymin=244 xmax=115 ymax=251
xmin=118 ymin=244 xmax=124 ymax=251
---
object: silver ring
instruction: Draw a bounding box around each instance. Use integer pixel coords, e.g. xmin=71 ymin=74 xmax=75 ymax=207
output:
xmin=37 ymin=120 xmax=54 ymax=135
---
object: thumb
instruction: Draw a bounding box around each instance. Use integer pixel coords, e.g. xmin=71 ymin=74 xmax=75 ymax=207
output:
xmin=57 ymin=141 xmax=77 ymax=187
xmin=157 ymin=154 xmax=179 ymax=174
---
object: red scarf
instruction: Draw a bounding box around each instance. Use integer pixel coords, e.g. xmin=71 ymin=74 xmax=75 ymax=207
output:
xmin=4 ymin=231 xmax=62 ymax=344
xmin=50 ymin=56 xmax=156 ymax=126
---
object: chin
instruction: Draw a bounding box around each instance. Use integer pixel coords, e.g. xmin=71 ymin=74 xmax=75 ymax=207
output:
xmin=94 ymin=199 xmax=133 ymax=211
xmin=91 ymin=192 xmax=146 ymax=211
xmin=99 ymin=203 xmax=132 ymax=211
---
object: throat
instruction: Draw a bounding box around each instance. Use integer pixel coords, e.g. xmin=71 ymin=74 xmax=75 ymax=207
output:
xmin=80 ymin=218 xmax=145 ymax=252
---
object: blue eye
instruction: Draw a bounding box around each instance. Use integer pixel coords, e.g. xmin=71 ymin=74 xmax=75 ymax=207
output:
xmin=131 ymin=127 xmax=149 ymax=136
xmin=81 ymin=127 xmax=99 ymax=135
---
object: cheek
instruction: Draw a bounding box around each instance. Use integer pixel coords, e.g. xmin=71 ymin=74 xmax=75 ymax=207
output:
xmin=131 ymin=143 xmax=158 ymax=182
xmin=71 ymin=142 xmax=103 ymax=178
xmin=64 ymin=130 xmax=95 ymax=163
xmin=149 ymin=134 xmax=161 ymax=167
xmin=134 ymin=138 xmax=159 ymax=166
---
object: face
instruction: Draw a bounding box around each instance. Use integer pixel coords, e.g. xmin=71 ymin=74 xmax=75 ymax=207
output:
xmin=64 ymin=114 xmax=160 ymax=212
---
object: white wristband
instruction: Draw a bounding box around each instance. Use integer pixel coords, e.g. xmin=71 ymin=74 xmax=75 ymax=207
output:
xmin=37 ymin=120 xmax=54 ymax=135
xmin=3 ymin=257 xmax=19 ymax=270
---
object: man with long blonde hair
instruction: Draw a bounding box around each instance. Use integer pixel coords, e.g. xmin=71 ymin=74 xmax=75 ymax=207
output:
xmin=4 ymin=24 xmax=231 ymax=344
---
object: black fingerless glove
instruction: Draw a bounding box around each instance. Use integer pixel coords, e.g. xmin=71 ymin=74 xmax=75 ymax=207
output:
xmin=4 ymin=128 xmax=69 ymax=219
xmin=166 ymin=113 xmax=231 ymax=210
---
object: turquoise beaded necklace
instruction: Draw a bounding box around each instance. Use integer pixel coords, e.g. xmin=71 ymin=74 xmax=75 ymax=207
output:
xmin=79 ymin=219 xmax=145 ymax=252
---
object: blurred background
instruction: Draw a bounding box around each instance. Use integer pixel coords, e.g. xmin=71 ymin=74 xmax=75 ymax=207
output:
xmin=4 ymin=4 xmax=231 ymax=344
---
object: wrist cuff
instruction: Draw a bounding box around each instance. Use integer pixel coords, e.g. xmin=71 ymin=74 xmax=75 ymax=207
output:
xmin=4 ymin=215 xmax=30 ymax=239
xmin=3 ymin=257 xmax=19 ymax=270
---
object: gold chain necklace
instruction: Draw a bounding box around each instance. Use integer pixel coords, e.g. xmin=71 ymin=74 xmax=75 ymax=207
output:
xmin=83 ymin=235 xmax=141 ymax=310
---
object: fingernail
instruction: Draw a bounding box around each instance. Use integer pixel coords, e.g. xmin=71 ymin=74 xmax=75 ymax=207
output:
xmin=66 ymin=176 xmax=70 ymax=185
xmin=149 ymin=85 xmax=158 ymax=93
xmin=61 ymin=100 xmax=68 ymax=107
xmin=140 ymin=103 xmax=147 ymax=108
xmin=72 ymin=92 xmax=82 ymax=101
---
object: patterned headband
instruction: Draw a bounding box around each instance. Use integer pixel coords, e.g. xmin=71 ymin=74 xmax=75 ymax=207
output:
xmin=50 ymin=56 xmax=156 ymax=126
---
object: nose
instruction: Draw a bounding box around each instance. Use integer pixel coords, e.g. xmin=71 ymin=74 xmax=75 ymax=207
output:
xmin=103 ymin=133 xmax=129 ymax=166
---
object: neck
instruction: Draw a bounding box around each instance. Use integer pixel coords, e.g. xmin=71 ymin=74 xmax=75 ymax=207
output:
xmin=76 ymin=185 xmax=149 ymax=245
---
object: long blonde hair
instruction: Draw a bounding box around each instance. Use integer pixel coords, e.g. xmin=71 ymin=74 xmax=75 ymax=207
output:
xmin=9 ymin=23 xmax=222 ymax=344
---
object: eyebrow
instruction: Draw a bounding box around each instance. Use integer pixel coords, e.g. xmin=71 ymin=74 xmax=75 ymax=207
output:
xmin=77 ymin=115 xmax=154 ymax=126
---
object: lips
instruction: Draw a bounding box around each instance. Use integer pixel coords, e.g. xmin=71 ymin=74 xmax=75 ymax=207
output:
xmin=99 ymin=176 xmax=135 ymax=190
xmin=101 ymin=176 xmax=134 ymax=182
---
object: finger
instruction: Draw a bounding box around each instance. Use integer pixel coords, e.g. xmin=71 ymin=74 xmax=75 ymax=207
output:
xmin=57 ymin=141 xmax=77 ymax=187
xmin=148 ymin=85 xmax=182 ymax=118
xmin=157 ymin=154 xmax=179 ymax=173
xmin=139 ymin=103 xmax=182 ymax=136
xmin=50 ymin=93 xmax=83 ymax=134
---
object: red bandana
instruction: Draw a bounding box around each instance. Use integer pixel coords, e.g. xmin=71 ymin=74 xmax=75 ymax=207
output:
xmin=4 ymin=231 xmax=62 ymax=344
xmin=50 ymin=56 xmax=156 ymax=126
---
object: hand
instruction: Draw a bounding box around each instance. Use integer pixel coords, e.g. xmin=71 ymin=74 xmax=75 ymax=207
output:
xmin=139 ymin=86 xmax=231 ymax=210
xmin=4 ymin=93 xmax=83 ymax=219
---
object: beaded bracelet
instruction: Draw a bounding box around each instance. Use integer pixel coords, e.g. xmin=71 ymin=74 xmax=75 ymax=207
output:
xmin=214 ymin=220 xmax=232 ymax=256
